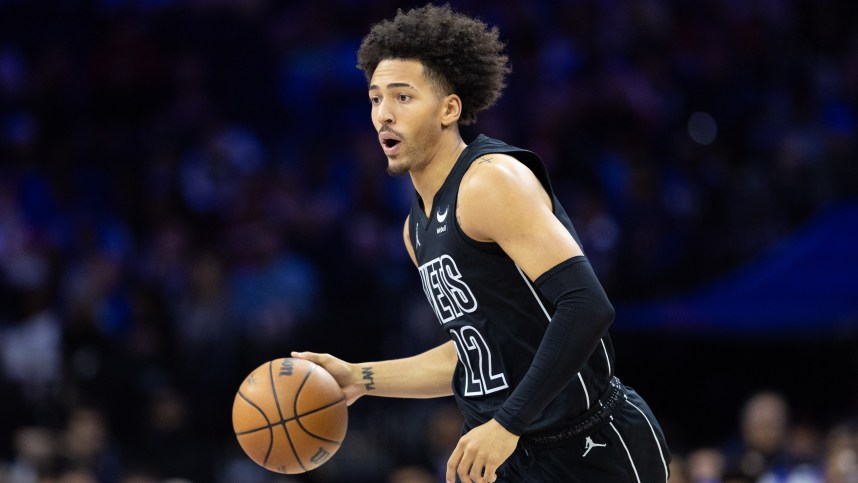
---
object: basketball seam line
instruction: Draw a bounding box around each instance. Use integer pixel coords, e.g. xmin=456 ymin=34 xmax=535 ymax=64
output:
xmin=233 ymin=396 xmax=347 ymax=437
xmin=293 ymin=365 xmax=343 ymax=445
xmin=270 ymin=360 xmax=309 ymax=472
xmin=237 ymin=389 xmax=275 ymax=466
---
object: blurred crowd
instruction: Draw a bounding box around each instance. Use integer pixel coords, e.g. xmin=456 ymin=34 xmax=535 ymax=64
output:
xmin=668 ymin=391 xmax=858 ymax=483
xmin=0 ymin=0 xmax=856 ymax=482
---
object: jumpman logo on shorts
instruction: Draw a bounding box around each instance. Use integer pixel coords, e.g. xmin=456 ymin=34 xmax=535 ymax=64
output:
xmin=582 ymin=436 xmax=607 ymax=457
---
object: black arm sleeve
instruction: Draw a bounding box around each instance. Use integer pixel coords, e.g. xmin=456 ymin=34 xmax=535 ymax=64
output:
xmin=493 ymin=256 xmax=615 ymax=436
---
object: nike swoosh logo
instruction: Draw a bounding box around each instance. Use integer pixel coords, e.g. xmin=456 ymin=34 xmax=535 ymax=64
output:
xmin=436 ymin=207 xmax=448 ymax=223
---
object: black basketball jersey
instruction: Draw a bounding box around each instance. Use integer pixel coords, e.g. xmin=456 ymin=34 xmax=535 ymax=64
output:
xmin=408 ymin=134 xmax=616 ymax=434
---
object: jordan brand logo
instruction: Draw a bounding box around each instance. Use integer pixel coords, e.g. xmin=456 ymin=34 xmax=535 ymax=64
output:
xmin=582 ymin=436 xmax=607 ymax=457
xmin=436 ymin=207 xmax=448 ymax=223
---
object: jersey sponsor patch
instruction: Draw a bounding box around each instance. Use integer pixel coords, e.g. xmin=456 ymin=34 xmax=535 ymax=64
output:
xmin=418 ymin=254 xmax=478 ymax=324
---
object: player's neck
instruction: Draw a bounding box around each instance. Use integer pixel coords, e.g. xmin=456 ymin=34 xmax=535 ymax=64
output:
xmin=410 ymin=132 xmax=466 ymax=215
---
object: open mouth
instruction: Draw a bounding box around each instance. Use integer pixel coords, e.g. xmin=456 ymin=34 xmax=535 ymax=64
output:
xmin=379 ymin=132 xmax=403 ymax=155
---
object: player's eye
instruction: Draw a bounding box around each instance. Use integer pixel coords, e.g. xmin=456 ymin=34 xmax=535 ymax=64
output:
xmin=397 ymin=94 xmax=411 ymax=102
xmin=369 ymin=96 xmax=381 ymax=105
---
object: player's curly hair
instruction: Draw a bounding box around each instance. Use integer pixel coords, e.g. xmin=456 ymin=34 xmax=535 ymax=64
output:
xmin=357 ymin=3 xmax=510 ymax=125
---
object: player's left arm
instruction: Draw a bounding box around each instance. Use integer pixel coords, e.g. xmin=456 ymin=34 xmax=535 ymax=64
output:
xmin=446 ymin=153 xmax=615 ymax=483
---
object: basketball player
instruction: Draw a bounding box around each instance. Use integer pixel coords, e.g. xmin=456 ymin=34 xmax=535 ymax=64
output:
xmin=292 ymin=4 xmax=670 ymax=482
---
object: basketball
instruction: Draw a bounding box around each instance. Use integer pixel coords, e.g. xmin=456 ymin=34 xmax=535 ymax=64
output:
xmin=232 ymin=358 xmax=348 ymax=474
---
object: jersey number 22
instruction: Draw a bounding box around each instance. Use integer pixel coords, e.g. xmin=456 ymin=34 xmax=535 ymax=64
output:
xmin=450 ymin=325 xmax=509 ymax=396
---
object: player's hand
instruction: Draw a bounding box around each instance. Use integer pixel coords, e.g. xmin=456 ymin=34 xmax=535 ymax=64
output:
xmin=290 ymin=351 xmax=363 ymax=405
xmin=446 ymin=418 xmax=518 ymax=483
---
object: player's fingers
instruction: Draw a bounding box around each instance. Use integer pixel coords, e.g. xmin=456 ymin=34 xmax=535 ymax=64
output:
xmin=458 ymin=453 xmax=475 ymax=483
xmin=459 ymin=451 xmax=483 ymax=483
xmin=291 ymin=351 xmax=341 ymax=373
xmin=467 ymin=451 xmax=490 ymax=483
xmin=446 ymin=445 xmax=464 ymax=483
xmin=290 ymin=350 xmax=324 ymax=362
xmin=469 ymin=459 xmax=486 ymax=483
xmin=483 ymin=463 xmax=498 ymax=483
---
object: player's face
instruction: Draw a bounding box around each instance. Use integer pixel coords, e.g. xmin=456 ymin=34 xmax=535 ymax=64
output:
xmin=369 ymin=59 xmax=447 ymax=176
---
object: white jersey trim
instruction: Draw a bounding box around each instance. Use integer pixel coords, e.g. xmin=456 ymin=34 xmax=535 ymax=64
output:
xmin=610 ymin=422 xmax=642 ymax=483
xmin=515 ymin=264 xmax=550 ymax=320
xmin=602 ymin=339 xmax=611 ymax=375
xmin=626 ymin=397 xmax=670 ymax=482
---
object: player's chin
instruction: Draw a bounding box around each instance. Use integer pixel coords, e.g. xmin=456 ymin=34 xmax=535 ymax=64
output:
xmin=386 ymin=158 xmax=410 ymax=177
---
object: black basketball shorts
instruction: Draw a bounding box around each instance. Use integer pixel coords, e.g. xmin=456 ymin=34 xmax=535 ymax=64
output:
xmin=495 ymin=385 xmax=671 ymax=483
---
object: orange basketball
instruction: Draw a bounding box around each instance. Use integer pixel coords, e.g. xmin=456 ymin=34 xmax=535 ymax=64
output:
xmin=232 ymin=358 xmax=348 ymax=474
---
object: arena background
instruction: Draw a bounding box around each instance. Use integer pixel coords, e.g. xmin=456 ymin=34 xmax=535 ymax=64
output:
xmin=0 ymin=1 xmax=856 ymax=482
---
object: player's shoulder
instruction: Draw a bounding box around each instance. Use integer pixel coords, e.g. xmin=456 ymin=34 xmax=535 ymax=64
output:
xmin=467 ymin=152 xmax=526 ymax=174
xmin=457 ymin=152 xmax=550 ymax=241
xmin=461 ymin=152 xmax=542 ymax=200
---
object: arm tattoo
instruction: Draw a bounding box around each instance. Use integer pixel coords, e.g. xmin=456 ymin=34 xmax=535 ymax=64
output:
xmin=361 ymin=366 xmax=376 ymax=391
xmin=477 ymin=156 xmax=494 ymax=164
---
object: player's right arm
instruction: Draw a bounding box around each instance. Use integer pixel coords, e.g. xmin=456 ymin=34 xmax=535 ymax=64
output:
xmin=291 ymin=341 xmax=457 ymax=405
xmin=291 ymin=216 xmax=456 ymax=405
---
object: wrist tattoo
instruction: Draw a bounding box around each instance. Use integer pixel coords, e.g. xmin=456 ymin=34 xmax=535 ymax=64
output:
xmin=361 ymin=366 xmax=376 ymax=391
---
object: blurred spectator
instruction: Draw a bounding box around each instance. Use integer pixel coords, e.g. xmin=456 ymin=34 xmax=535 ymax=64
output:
xmin=56 ymin=406 xmax=121 ymax=483
xmin=178 ymin=122 xmax=264 ymax=220
xmin=823 ymin=422 xmax=858 ymax=483
xmin=0 ymin=287 xmax=61 ymax=401
xmin=667 ymin=454 xmax=689 ymax=483
xmin=1 ymin=427 xmax=56 ymax=483
xmin=128 ymin=389 xmax=212 ymax=482
xmin=173 ymin=250 xmax=237 ymax=388
xmin=225 ymin=218 xmax=319 ymax=363
xmin=61 ymin=252 xmax=133 ymax=339
xmin=687 ymin=447 xmax=726 ymax=483
xmin=723 ymin=391 xmax=792 ymax=479
xmin=387 ymin=465 xmax=435 ymax=483
xmin=56 ymin=467 xmax=99 ymax=483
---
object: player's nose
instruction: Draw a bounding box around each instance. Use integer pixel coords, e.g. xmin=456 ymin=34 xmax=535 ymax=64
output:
xmin=375 ymin=98 xmax=394 ymax=125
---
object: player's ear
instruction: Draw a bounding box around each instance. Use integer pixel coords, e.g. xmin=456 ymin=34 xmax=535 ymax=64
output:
xmin=440 ymin=93 xmax=462 ymax=127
